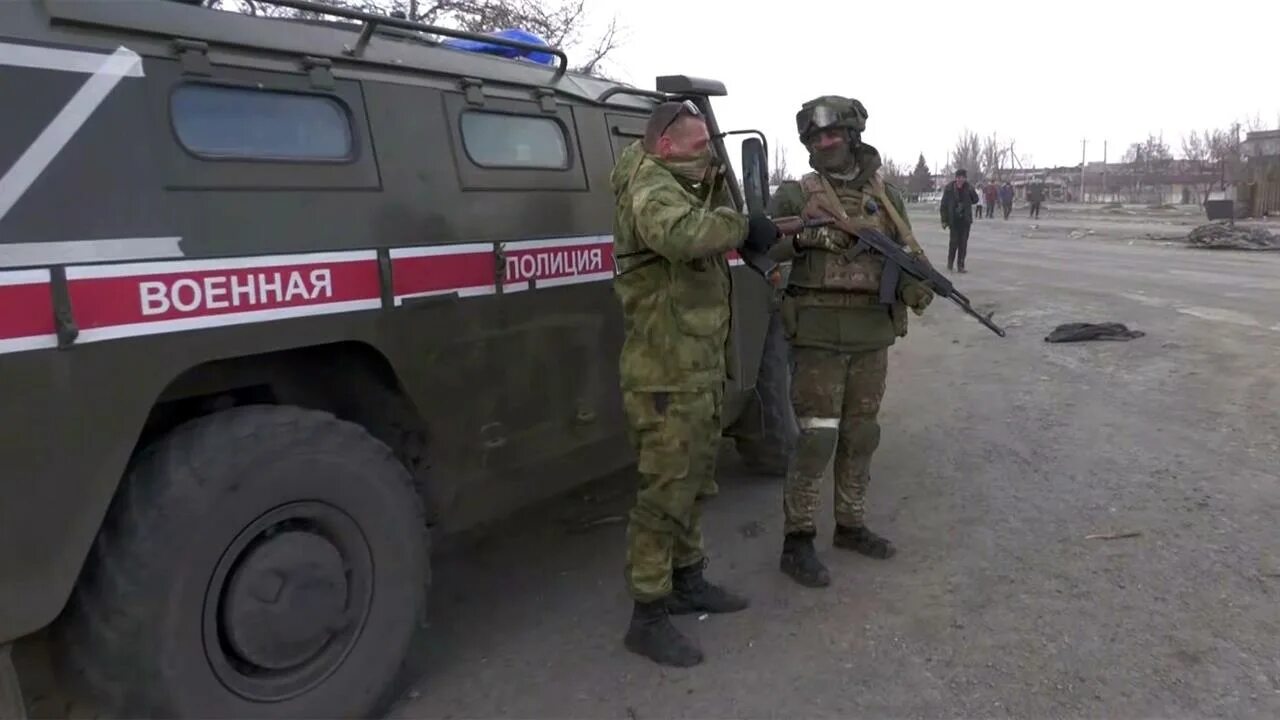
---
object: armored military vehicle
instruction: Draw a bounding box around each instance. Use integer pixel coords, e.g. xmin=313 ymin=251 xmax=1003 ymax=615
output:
xmin=0 ymin=0 xmax=794 ymax=716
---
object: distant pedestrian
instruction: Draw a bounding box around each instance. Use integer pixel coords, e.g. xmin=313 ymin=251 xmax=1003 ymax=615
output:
xmin=940 ymin=168 xmax=979 ymax=272
xmin=983 ymin=182 xmax=998 ymax=218
xmin=999 ymin=181 xmax=1014 ymax=219
xmin=1027 ymin=181 xmax=1044 ymax=219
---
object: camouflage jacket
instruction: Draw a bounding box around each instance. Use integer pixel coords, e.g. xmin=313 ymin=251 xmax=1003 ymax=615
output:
xmin=609 ymin=140 xmax=748 ymax=392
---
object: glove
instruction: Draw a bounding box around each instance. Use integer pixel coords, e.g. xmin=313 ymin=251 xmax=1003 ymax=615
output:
xmin=743 ymin=214 xmax=780 ymax=254
xmin=901 ymin=281 xmax=934 ymax=316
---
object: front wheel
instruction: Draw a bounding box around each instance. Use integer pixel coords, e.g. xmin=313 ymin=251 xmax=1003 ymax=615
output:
xmin=54 ymin=405 xmax=429 ymax=718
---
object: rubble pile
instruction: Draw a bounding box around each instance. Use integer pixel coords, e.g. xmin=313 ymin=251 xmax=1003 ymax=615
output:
xmin=1186 ymin=222 xmax=1280 ymax=250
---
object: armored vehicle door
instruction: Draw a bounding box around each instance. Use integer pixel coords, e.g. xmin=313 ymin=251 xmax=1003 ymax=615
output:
xmin=604 ymin=113 xmax=647 ymax=161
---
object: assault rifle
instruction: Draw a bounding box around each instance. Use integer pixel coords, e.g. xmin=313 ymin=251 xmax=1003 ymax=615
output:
xmin=769 ymin=215 xmax=1008 ymax=337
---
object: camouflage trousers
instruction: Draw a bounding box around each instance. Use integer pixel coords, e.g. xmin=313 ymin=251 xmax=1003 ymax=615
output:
xmin=783 ymin=347 xmax=889 ymax=535
xmin=622 ymin=388 xmax=722 ymax=602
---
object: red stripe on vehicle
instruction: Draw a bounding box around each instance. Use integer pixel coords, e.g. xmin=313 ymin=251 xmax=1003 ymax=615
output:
xmin=0 ymin=274 xmax=55 ymax=342
xmin=390 ymin=247 xmax=493 ymax=300
xmin=502 ymin=237 xmax=615 ymax=286
xmin=67 ymin=254 xmax=381 ymax=332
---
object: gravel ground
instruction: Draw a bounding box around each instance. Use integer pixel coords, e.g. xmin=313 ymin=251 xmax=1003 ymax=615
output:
xmin=395 ymin=204 xmax=1280 ymax=719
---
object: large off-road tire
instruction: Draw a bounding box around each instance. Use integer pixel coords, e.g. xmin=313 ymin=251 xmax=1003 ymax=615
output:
xmin=53 ymin=405 xmax=429 ymax=718
xmin=731 ymin=309 xmax=798 ymax=476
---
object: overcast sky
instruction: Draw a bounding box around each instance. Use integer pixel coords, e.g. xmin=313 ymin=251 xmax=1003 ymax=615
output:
xmin=580 ymin=0 xmax=1280 ymax=178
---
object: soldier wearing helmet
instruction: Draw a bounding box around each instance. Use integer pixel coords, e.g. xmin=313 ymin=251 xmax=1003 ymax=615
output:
xmin=766 ymin=95 xmax=935 ymax=588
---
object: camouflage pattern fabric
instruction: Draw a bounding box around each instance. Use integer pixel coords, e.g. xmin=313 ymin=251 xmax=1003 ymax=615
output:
xmin=783 ymin=347 xmax=888 ymax=534
xmin=609 ymin=139 xmax=748 ymax=392
xmin=609 ymin=139 xmax=746 ymax=601
xmin=771 ymin=130 xmax=927 ymax=536
xmin=622 ymin=389 xmax=722 ymax=601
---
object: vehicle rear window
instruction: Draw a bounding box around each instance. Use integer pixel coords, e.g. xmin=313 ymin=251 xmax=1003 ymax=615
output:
xmin=170 ymin=84 xmax=353 ymax=161
xmin=460 ymin=111 xmax=569 ymax=169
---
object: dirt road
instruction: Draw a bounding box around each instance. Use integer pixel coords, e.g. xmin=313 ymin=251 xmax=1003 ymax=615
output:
xmin=397 ymin=205 xmax=1280 ymax=719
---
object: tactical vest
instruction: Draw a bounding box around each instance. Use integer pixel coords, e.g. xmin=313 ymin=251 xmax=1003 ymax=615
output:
xmin=788 ymin=172 xmax=900 ymax=297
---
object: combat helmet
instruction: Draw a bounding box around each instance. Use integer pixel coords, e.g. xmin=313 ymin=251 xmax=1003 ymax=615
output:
xmin=795 ymin=95 xmax=868 ymax=143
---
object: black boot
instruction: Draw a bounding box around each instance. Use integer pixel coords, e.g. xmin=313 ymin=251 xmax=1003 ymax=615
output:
xmin=623 ymin=599 xmax=703 ymax=667
xmin=779 ymin=532 xmax=831 ymax=587
xmin=833 ymin=524 xmax=896 ymax=559
xmin=667 ymin=559 xmax=749 ymax=615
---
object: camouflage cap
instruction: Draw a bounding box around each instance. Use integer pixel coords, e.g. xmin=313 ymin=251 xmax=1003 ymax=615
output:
xmin=796 ymin=95 xmax=868 ymax=141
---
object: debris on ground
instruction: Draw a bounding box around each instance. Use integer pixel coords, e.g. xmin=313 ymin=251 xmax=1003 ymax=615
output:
xmin=1186 ymin=222 xmax=1280 ymax=251
xmin=1069 ymin=229 xmax=1097 ymax=240
xmin=1045 ymin=322 xmax=1146 ymax=343
xmin=1085 ymin=531 xmax=1143 ymax=540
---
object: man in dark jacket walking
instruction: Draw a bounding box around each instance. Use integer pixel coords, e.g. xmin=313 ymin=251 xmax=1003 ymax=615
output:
xmin=940 ymin=168 xmax=980 ymax=272
xmin=999 ymin=181 xmax=1014 ymax=219
xmin=1027 ymin=181 xmax=1044 ymax=218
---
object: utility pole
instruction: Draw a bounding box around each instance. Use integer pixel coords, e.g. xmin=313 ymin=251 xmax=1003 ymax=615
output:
xmin=1102 ymin=140 xmax=1108 ymax=203
xmin=1080 ymin=138 xmax=1087 ymax=203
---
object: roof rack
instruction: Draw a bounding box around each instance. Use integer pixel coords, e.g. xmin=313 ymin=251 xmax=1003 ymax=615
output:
xmin=250 ymin=0 xmax=570 ymax=83
xmin=596 ymin=86 xmax=668 ymax=104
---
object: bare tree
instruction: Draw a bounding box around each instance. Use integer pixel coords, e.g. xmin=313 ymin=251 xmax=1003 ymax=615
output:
xmin=950 ymin=130 xmax=983 ymax=184
xmin=768 ymin=144 xmax=791 ymax=186
xmin=208 ymin=0 xmax=623 ymax=77
xmin=1207 ymin=123 xmax=1243 ymax=191
xmin=1181 ymin=130 xmax=1215 ymax=204
xmin=980 ymin=133 xmax=1012 ymax=182
xmin=881 ymin=156 xmax=908 ymax=188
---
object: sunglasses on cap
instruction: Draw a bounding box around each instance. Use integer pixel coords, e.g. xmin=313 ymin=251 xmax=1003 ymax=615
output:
xmin=659 ymin=99 xmax=702 ymax=135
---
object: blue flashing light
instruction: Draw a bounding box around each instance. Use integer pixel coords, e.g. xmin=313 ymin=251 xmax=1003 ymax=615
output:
xmin=442 ymin=28 xmax=556 ymax=66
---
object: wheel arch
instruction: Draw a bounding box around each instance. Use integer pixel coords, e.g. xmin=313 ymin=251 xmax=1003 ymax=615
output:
xmin=135 ymin=341 xmax=437 ymax=518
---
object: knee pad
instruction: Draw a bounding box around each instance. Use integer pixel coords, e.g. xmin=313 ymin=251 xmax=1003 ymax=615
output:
xmin=794 ymin=424 xmax=839 ymax=477
xmin=843 ymin=418 xmax=881 ymax=458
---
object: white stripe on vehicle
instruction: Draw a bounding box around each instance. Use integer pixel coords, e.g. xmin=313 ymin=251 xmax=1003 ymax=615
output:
xmin=74 ymin=299 xmax=385 ymax=345
xmin=504 ymin=234 xmax=614 ymax=251
xmin=0 ymin=46 xmax=142 ymax=224
xmin=0 ymin=268 xmax=52 ymax=286
xmin=63 ymin=249 xmax=377 ymax=280
xmin=0 ymin=237 xmax=184 ymax=268
xmin=0 ymin=42 xmax=145 ymax=77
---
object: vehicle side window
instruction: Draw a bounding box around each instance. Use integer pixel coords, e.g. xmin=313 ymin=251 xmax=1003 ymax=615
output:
xmin=170 ymin=84 xmax=353 ymax=162
xmin=443 ymin=94 xmax=586 ymax=191
xmin=460 ymin=111 xmax=568 ymax=170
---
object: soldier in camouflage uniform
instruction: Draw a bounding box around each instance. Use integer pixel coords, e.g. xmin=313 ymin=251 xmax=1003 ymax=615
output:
xmin=609 ymin=100 xmax=780 ymax=666
xmin=766 ymin=96 xmax=935 ymax=588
